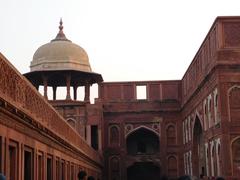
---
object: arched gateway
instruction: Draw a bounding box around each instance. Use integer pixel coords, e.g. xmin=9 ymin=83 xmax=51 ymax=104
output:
xmin=127 ymin=162 xmax=160 ymax=180
xmin=126 ymin=127 xmax=161 ymax=180
xmin=192 ymin=116 xmax=206 ymax=178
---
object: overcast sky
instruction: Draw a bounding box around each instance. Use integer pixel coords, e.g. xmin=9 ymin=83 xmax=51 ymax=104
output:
xmin=1 ymin=0 xmax=240 ymax=82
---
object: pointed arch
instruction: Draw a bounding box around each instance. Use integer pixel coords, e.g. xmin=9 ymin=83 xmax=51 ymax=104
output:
xmin=231 ymin=136 xmax=240 ymax=176
xmin=192 ymin=115 xmax=206 ymax=177
xmin=67 ymin=118 xmax=76 ymax=128
xmin=109 ymin=125 xmax=120 ymax=146
xmin=166 ymin=123 xmax=176 ymax=146
xmin=126 ymin=125 xmax=159 ymax=138
xmin=109 ymin=156 xmax=120 ymax=180
xmin=167 ymin=155 xmax=178 ymax=178
xmin=228 ymin=85 xmax=240 ymax=122
xmin=193 ymin=112 xmax=204 ymax=131
xmin=126 ymin=127 xmax=160 ymax=155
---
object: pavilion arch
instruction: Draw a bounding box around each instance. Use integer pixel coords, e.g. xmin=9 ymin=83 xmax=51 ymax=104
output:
xmin=66 ymin=118 xmax=76 ymax=128
xmin=126 ymin=126 xmax=160 ymax=155
xmin=230 ymin=136 xmax=240 ymax=176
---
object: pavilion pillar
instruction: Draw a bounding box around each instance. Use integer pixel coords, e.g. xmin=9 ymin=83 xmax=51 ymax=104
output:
xmin=53 ymin=86 xmax=57 ymax=100
xmin=66 ymin=75 xmax=71 ymax=100
xmin=42 ymin=76 xmax=48 ymax=99
xmin=73 ymin=86 xmax=78 ymax=100
xmin=84 ymin=82 xmax=90 ymax=102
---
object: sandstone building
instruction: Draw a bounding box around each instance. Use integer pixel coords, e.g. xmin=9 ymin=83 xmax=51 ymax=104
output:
xmin=1 ymin=16 xmax=240 ymax=180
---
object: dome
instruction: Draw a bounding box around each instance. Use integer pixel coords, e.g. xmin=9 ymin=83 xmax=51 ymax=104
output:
xmin=30 ymin=19 xmax=92 ymax=72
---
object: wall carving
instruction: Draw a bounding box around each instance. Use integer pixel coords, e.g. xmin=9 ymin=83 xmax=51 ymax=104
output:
xmin=0 ymin=55 xmax=101 ymax=164
xmin=125 ymin=123 xmax=160 ymax=137
xmin=224 ymin=22 xmax=240 ymax=47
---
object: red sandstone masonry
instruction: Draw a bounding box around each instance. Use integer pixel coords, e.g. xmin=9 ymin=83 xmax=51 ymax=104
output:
xmin=181 ymin=17 xmax=240 ymax=106
xmin=0 ymin=53 xmax=102 ymax=165
xmin=99 ymin=80 xmax=181 ymax=103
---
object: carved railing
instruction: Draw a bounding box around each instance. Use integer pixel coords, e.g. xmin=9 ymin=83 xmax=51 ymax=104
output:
xmin=0 ymin=53 xmax=102 ymax=164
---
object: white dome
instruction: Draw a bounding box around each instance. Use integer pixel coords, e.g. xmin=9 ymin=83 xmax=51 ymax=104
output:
xmin=30 ymin=19 xmax=92 ymax=72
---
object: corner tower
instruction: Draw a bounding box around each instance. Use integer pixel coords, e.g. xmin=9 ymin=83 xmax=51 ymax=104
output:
xmin=24 ymin=19 xmax=103 ymax=149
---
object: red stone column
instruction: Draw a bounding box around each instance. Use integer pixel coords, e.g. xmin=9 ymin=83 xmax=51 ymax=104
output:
xmin=53 ymin=86 xmax=57 ymax=100
xmin=42 ymin=76 xmax=48 ymax=99
xmin=73 ymin=86 xmax=78 ymax=100
xmin=84 ymin=83 xmax=90 ymax=102
xmin=66 ymin=75 xmax=71 ymax=100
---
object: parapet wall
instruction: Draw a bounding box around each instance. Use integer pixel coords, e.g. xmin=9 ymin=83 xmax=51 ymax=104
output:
xmin=99 ymin=80 xmax=181 ymax=103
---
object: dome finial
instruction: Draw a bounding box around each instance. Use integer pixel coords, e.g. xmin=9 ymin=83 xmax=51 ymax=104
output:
xmin=51 ymin=18 xmax=71 ymax=42
xmin=59 ymin=18 xmax=63 ymax=31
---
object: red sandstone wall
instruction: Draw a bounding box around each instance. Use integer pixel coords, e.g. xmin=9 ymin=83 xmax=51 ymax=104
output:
xmin=99 ymin=80 xmax=181 ymax=103
xmin=99 ymin=17 xmax=240 ymax=179
xmin=0 ymin=53 xmax=102 ymax=166
xmin=182 ymin=17 xmax=240 ymax=106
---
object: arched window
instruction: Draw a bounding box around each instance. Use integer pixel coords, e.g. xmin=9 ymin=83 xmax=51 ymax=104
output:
xmin=110 ymin=157 xmax=120 ymax=180
xmin=167 ymin=156 xmax=178 ymax=178
xmin=229 ymin=86 xmax=240 ymax=122
xmin=67 ymin=118 xmax=76 ymax=129
xmin=109 ymin=126 xmax=120 ymax=146
xmin=203 ymin=99 xmax=208 ymax=130
xmin=167 ymin=125 xmax=176 ymax=146
xmin=208 ymin=96 xmax=212 ymax=127
xmin=231 ymin=137 xmax=240 ymax=176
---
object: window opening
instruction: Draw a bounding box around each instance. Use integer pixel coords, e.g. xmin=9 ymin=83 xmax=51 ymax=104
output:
xmin=136 ymin=85 xmax=147 ymax=100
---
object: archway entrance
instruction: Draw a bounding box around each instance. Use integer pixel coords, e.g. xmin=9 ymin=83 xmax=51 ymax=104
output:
xmin=127 ymin=162 xmax=161 ymax=180
xmin=193 ymin=116 xmax=206 ymax=178
xmin=126 ymin=127 xmax=159 ymax=155
xmin=232 ymin=138 xmax=240 ymax=177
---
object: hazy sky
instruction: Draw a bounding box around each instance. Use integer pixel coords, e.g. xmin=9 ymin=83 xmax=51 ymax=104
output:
xmin=1 ymin=0 xmax=240 ymax=82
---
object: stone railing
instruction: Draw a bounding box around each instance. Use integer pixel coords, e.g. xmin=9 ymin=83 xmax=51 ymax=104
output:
xmin=0 ymin=53 xmax=102 ymax=165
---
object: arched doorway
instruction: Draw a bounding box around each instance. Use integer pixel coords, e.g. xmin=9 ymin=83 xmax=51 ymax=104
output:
xmin=126 ymin=127 xmax=160 ymax=155
xmin=126 ymin=127 xmax=161 ymax=180
xmin=232 ymin=137 xmax=240 ymax=177
xmin=192 ymin=116 xmax=206 ymax=178
xmin=127 ymin=162 xmax=160 ymax=180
